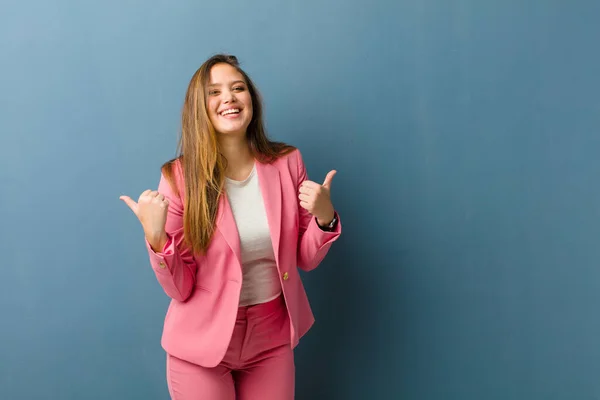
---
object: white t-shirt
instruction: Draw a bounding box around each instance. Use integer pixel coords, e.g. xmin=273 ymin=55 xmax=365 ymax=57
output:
xmin=225 ymin=164 xmax=282 ymax=306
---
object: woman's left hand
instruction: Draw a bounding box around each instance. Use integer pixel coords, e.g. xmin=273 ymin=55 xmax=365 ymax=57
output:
xmin=299 ymin=170 xmax=336 ymax=226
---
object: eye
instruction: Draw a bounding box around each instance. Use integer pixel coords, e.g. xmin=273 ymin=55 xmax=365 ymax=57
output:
xmin=233 ymin=86 xmax=245 ymax=92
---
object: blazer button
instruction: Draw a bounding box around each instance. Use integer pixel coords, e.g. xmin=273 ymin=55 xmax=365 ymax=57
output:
xmin=159 ymin=262 xmax=166 ymax=269
xmin=282 ymin=272 xmax=289 ymax=281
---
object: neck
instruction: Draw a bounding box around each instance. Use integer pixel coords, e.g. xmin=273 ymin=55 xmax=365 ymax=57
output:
xmin=218 ymin=134 xmax=254 ymax=177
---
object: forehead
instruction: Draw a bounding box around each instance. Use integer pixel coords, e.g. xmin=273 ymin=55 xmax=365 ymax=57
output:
xmin=208 ymin=63 xmax=246 ymax=85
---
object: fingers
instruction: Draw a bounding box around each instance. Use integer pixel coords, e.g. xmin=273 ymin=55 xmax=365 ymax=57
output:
xmin=150 ymin=192 xmax=166 ymax=204
xmin=301 ymin=169 xmax=337 ymax=191
xmin=119 ymin=195 xmax=138 ymax=215
xmin=122 ymin=190 xmax=169 ymax=215
xmin=138 ymin=190 xmax=165 ymax=202
xmin=298 ymin=193 xmax=310 ymax=202
xmin=300 ymin=180 xmax=320 ymax=190
xmin=298 ymin=169 xmax=337 ymax=216
xmin=138 ymin=189 xmax=152 ymax=201
xmin=322 ymin=170 xmax=337 ymax=188
xmin=139 ymin=190 xmax=161 ymax=200
xmin=299 ymin=185 xmax=314 ymax=195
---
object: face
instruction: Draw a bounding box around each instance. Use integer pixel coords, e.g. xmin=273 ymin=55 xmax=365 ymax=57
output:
xmin=206 ymin=63 xmax=253 ymax=137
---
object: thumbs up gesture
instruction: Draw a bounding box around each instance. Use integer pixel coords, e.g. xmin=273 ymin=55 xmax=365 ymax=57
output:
xmin=299 ymin=170 xmax=337 ymax=226
xmin=120 ymin=190 xmax=169 ymax=251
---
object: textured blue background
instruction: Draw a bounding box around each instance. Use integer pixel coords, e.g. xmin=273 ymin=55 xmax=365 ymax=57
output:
xmin=2 ymin=1 xmax=599 ymax=399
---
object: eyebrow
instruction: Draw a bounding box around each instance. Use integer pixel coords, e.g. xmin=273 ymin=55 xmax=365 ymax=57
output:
xmin=207 ymin=80 xmax=246 ymax=87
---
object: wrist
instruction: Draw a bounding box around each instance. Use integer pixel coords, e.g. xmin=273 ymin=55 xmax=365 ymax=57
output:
xmin=317 ymin=212 xmax=337 ymax=230
xmin=146 ymin=231 xmax=168 ymax=251
xmin=317 ymin=214 xmax=334 ymax=227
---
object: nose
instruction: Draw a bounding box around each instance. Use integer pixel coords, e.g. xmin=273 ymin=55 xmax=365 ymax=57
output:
xmin=223 ymin=89 xmax=236 ymax=104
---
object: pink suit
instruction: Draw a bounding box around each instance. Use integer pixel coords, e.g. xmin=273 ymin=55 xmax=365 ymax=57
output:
xmin=144 ymin=149 xmax=341 ymax=399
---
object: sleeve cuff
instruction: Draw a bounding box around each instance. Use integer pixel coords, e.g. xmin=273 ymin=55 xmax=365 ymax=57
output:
xmin=145 ymin=235 xmax=173 ymax=256
xmin=310 ymin=212 xmax=341 ymax=238
xmin=145 ymin=235 xmax=176 ymax=274
xmin=316 ymin=212 xmax=340 ymax=232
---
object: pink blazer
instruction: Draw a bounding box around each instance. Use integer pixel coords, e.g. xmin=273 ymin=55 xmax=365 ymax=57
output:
xmin=145 ymin=149 xmax=341 ymax=368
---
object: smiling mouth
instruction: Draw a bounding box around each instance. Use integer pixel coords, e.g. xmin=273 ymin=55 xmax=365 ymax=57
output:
xmin=220 ymin=108 xmax=241 ymax=116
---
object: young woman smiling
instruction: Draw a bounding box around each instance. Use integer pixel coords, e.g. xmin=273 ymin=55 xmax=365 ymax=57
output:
xmin=121 ymin=54 xmax=341 ymax=399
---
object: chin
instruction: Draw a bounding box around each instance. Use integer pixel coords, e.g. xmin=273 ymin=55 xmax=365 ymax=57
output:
xmin=216 ymin=126 xmax=249 ymax=137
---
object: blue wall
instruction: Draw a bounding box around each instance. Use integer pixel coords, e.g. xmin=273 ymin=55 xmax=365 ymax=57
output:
xmin=2 ymin=1 xmax=599 ymax=399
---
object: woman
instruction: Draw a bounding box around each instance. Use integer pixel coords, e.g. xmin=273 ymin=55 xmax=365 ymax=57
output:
xmin=120 ymin=54 xmax=341 ymax=399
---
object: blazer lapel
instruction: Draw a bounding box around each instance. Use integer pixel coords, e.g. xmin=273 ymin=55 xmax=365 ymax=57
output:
xmin=256 ymin=162 xmax=282 ymax=265
xmin=215 ymin=162 xmax=282 ymax=269
xmin=216 ymin=193 xmax=242 ymax=268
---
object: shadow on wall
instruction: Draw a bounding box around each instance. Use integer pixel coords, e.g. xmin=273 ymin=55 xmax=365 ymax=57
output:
xmin=275 ymin=100 xmax=411 ymax=399
xmin=291 ymin=154 xmax=408 ymax=399
xmin=296 ymin=233 xmax=398 ymax=399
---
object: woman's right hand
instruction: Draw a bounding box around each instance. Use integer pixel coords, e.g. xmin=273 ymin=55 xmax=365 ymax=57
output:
xmin=120 ymin=190 xmax=169 ymax=251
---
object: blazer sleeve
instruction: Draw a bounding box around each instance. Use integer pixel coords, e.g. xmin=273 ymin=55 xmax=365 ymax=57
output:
xmin=145 ymin=171 xmax=198 ymax=302
xmin=295 ymin=149 xmax=342 ymax=271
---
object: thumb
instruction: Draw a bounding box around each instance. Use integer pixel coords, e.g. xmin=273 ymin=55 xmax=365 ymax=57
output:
xmin=119 ymin=195 xmax=139 ymax=215
xmin=322 ymin=170 xmax=337 ymax=189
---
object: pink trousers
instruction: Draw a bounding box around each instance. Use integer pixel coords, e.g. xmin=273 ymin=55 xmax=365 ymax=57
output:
xmin=166 ymin=295 xmax=295 ymax=400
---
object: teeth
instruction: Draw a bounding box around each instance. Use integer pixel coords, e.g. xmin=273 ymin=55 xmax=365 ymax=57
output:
xmin=221 ymin=109 xmax=240 ymax=116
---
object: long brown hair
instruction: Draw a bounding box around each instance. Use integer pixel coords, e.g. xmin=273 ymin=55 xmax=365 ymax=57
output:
xmin=162 ymin=54 xmax=295 ymax=255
